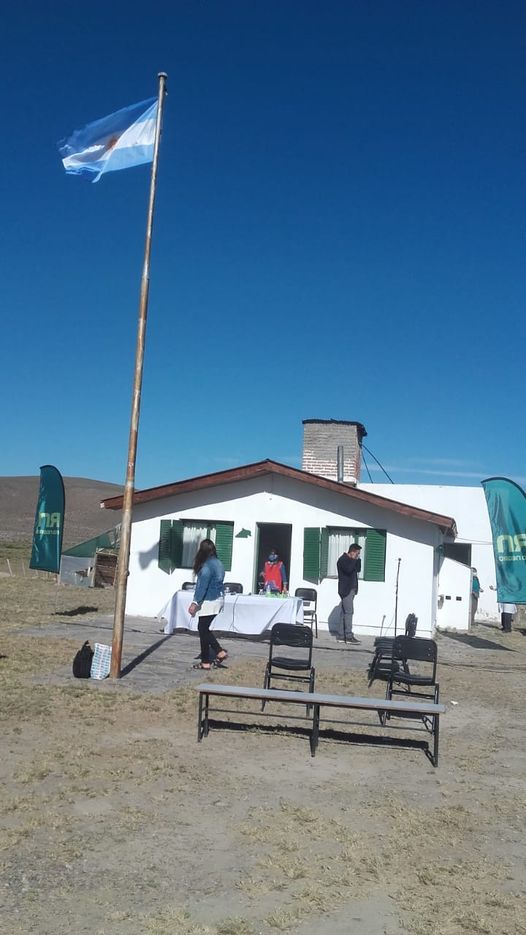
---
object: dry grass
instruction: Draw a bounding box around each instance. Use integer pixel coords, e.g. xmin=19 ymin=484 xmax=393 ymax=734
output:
xmin=1 ymin=574 xmax=526 ymax=935
xmin=1 ymin=572 xmax=115 ymax=632
xmin=235 ymin=790 xmax=526 ymax=935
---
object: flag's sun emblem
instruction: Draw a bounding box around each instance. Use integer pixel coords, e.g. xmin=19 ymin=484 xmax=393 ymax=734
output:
xmin=104 ymin=134 xmax=119 ymax=153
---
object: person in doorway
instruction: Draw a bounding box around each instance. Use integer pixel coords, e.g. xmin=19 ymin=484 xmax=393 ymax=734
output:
xmin=470 ymin=568 xmax=483 ymax=626
xmin=499 ymin=602 xmax=517 ymax=633
xmin=260 ymin=549 xmax=288 ymax=593
xmin=188 ymin=539 xmax=228 ymax=670
xmin=337 ymin=543 xmax=362 ymax=644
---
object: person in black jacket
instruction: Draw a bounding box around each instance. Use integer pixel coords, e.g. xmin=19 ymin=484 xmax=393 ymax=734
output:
xmin=336 ymin=543 xmax=362 ymax=644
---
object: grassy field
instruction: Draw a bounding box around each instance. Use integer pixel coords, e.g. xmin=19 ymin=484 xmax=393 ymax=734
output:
xmin=1 ymin=566 xmax=525 ymax=935
xmin=0 ymin=539 xmax=32 ymax=568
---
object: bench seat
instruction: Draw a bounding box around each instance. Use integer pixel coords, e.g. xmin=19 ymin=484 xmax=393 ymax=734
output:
xmin=197 ymin=683 xmax=445 ymax=766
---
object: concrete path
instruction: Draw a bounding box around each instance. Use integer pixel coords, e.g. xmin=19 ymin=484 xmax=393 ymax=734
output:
xmin=24 ymin=613 xmax=523 ymax=694
xmin=28 ymin=612 xmax=375 ymax=692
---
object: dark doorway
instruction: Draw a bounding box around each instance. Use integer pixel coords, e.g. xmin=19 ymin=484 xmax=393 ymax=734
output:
xmin=255 ymin=523 xmax=292 ymax=592
xmin=442 ymin=543 xmax=472 ymax=566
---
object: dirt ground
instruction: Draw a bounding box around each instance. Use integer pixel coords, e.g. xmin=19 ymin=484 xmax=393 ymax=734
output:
xmin=1 ymin=575 xmax=525 ymax=935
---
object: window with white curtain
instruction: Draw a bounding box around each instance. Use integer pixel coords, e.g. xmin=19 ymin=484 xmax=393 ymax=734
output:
xmin=181 ymin=521 xmax=217 ymax=568
xmin=327 ymin=528 xmax=367 ymax=577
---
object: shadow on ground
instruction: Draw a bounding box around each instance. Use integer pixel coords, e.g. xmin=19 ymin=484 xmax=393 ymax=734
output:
xmin=120 ymin=634 xmax=174 ymax=677
xmin=54 ymin=605 xmax=99 ymax=617
xmin=441 ymin=632 xmax=515 ymax=652
xmin=206 ymin=718 xmax=432 ymax=764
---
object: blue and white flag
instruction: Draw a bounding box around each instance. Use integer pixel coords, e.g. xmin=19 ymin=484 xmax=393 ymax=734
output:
xmin=59 ymin=97 xmax=158 ymax=183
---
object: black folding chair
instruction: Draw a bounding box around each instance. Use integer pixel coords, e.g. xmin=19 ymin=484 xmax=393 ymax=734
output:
xmin=224 ymin=582 xmax=243 ymax=594
xmin=381 ymin=636 xmax=441 ymax=764
xmin=295 ymin=588 xmax=318 ymax=638
xmin=368 ymin=614 xmax=417 ymax=686
xmin=262 ymin=623 xmax=315 ymax=710
xmin=182 ymin=581 xmax=195 ymax=591
xmin=383 ymin=635 xmax=439 ymax=723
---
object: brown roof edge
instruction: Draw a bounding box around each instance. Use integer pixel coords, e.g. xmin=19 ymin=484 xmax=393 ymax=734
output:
xmin=100 ymin=459 xmax=457 ymax=537
xmin=100 ymin=459 xmax=280 ymax=510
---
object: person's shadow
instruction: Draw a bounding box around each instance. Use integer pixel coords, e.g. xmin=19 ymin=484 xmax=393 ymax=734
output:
xmin=327 ymin=604 xmax=342 ymax=638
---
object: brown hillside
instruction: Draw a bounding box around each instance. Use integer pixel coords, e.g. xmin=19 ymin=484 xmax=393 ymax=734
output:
xmin=0 ymin=476 xmax=122 ymax=549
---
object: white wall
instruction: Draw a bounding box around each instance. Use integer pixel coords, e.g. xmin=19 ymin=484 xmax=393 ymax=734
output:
xmin=123 ymin=474 xmax=442 ymax=637
xmin=361 ymin=484 xmax=499 ymax=622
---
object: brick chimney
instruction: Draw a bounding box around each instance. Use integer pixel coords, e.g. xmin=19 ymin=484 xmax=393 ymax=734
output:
xmin=301 ymin=419 xmax=367 ymax=484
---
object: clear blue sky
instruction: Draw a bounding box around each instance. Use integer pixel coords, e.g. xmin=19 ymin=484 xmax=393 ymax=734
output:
xmin=2 ymin=1 xmax=525 ymax=489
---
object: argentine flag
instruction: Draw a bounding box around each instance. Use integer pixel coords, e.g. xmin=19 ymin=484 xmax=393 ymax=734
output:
xmin=59 ymin=97 xmax=158 ymax=183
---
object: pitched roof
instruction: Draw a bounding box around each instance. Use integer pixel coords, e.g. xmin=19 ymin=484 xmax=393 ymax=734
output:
xmin=101 ymin=459 xmax=457 ymax=536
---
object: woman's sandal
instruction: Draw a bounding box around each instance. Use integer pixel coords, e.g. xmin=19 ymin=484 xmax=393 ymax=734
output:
xmin=214 ymin=651 xmax=229 ymax=667
xmin=192 ymin=662 xmax=211 ymax=670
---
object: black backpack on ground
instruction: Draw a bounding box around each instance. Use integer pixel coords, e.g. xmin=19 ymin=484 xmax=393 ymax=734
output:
xmin=72 ymin=641 xmax=94 ymax=678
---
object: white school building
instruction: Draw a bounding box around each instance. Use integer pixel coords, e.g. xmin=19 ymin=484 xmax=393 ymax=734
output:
xmin=100 ymin=419 xmax=499 ymax=637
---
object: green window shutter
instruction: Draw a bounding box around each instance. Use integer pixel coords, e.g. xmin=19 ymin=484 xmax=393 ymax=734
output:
xmin=303 ymin=528 xmax=321 ymax=583
xmin=363 ymin=529 xmax=386 ymax=581
xmin=320 ymin=527 xmax=329 ymax=579
xmin=159 ymin=520 xmax=175 ymax=574
xmin=171 ymin=520 xmax=184 ymax=568
xmin=214 ymin=522 xmax=233 ymax=572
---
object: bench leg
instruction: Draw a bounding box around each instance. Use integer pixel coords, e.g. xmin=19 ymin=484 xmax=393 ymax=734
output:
xmin=197 ymin=692 xmax=204 ymax=742
xmin=433 ymin=714 xmax=439 ymax=767
xmin=203 ymin=692 xmax=210 ymax=737
xmin=198 ymin=692 xmax=210 ymax=741
xmin=261 ymin=667 xmax=270 ymax=711
xmin=310 ymin=704 xmax=320 ymax=757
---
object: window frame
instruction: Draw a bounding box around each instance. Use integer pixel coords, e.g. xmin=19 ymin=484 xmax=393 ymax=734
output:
xmin=303 ymin=526 xmax=386 ymax=584
xmin=158 ymin=519 xmax=234 ymax=573
xmin=326 ymin=527 xmax=367 ymax=579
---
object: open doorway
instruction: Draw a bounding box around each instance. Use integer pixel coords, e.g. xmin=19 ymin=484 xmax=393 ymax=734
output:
xmin=442 ymin=542 xmax=472 ymax=566
xmin=255 ymin=523 xmax=292 ymax=593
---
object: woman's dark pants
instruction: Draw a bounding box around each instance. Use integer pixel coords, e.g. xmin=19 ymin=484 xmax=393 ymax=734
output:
xmin=198 ymin=614 xmax=223 ymax=661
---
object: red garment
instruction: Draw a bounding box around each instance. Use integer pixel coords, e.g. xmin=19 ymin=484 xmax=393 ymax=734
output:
xmin=263 ymin=561 xmax=286 ymax=590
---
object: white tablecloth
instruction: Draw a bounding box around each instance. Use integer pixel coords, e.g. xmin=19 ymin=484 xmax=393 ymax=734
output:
xmin=160 ymin=590 xmax=304 ymax=635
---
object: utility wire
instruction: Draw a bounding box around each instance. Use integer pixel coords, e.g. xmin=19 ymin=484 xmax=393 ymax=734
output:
xmin=361 ymin=447 xmax=374 ymax=483
xmin=361 ymin=444 xmax=395 ymax=484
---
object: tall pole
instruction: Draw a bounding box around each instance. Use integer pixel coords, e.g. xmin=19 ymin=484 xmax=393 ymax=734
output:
xmin=110 ymin=72 xmax=168 ymax=678
xmin=394 ymin=557 xmax=401 ymax=637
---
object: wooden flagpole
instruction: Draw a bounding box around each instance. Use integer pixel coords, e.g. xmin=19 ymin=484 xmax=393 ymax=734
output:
xmin=110 ymin=72 xmax=168 ymax=678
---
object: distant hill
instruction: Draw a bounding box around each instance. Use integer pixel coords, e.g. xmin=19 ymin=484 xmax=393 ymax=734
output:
xmin=0 ymin=476 xmax=122 ymax=549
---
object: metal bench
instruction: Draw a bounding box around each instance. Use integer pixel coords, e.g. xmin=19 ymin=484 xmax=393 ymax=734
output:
xmin=197 ymin=684 xmax=446 ymax=766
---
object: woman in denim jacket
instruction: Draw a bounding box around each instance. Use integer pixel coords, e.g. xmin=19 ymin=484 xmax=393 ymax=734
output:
xmin=188 ymin=539 xmax=228 ymax=670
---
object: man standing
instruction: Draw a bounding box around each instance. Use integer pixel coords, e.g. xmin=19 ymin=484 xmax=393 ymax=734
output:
xmin=337 ymin=543 xmax=362 ymax=644
xmin=498 ymin=602 xmax=517 ymax=633
xmin=470 ymin=568 xmax=483 ymax=627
